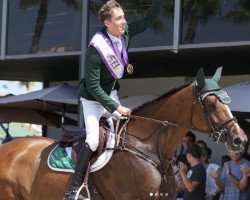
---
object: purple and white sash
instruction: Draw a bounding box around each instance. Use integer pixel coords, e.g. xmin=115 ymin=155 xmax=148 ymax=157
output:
xmin=89 ymin=32 xmax=129 ymax=79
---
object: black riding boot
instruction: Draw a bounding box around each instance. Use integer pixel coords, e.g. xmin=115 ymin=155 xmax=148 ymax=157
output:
xmin=64 ymin=143 xmax=93 ymax=200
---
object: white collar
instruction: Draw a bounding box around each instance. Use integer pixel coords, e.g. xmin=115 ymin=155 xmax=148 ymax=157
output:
xmin=107 ymin=32 xmax=121 ymax=42
xmin=107 ymin=31 xmax=122 ymax=52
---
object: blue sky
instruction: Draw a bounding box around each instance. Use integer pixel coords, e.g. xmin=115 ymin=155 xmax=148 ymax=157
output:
xmin=0 ymin=81 xmax=43 ymax=96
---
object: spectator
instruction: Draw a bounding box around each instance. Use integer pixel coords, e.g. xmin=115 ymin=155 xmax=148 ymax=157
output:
xmin=200 ymin=147 xmax=222 ymax=200
xmin=210 ymin=151 xmax=250 ymax=200
xmin=196 ymin=140 xmax=207 ymax=163
xmin=177 ymin=143 xmax=206 ymax=200
xmin=215 ymin=155 xmax=231 ymax=199
xmin=240 ymin=161 xmax=250 ymax=199
xmin=196 ymin=140 xmax=208 ymax=150
xmin=176 ymin=131 xmax=196 ymax=166
xmin=175 ymin=131 xmax=196 ymax=199
xmin=220 ymin=155 xmax=231 ymax=167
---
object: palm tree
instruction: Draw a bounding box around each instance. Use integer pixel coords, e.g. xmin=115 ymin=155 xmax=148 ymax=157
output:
xmin=19 ymin=81 xmax=36 ymax=92
xmin=20 ymin=0 xmax=81 ymax=53
xmin=225 ymin=0 xmax=250 ymax=23
xmin=182 ymin=0 xmax=220 ymax=43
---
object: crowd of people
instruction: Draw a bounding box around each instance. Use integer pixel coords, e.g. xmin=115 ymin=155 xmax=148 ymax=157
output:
xmin=173 ymin=131 xmax=250 ymax=200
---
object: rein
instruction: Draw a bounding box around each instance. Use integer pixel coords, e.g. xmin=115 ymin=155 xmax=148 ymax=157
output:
xmin=113 ymin=83 xmax=237 ymax=181
xmin=125 ymin=114 xmax=213 ymax=135
xmin=193 ymin=83 xmax=237 ymax=143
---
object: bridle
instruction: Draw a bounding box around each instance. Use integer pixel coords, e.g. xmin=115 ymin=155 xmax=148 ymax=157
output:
xmin=114 ymin=83 xmax=237 ymax=181
xmin=193 ymin=82 xmax=237 ymax=143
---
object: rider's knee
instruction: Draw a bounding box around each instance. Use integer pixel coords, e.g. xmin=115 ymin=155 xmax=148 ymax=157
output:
xmin=88 ymin=141 xmax=99 ymax=152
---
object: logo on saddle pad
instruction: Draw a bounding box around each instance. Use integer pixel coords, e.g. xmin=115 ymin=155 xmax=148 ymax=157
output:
xmin=47 ymin=125 xmax=116 ymax=173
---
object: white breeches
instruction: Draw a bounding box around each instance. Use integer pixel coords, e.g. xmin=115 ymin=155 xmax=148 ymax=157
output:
xmin=81 ymin=90 xmax=121 ymax=151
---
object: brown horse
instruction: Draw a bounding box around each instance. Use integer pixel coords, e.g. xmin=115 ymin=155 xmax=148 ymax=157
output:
xmin=0 ymin=67 xmax=247 ymax=200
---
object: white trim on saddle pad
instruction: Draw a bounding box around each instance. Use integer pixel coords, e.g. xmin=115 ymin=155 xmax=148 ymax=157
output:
xmin=48 ymin=149 xmax=74 ymax=173
xmin=47 ymin=132 xmax=116 ymax=173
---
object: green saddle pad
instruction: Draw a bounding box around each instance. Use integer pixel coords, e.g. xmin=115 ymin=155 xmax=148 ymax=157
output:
xmin=48 ymin=144 xmax=75 ymax=172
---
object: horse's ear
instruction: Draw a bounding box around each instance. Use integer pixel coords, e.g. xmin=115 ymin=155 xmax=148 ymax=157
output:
xmin=212 ymin=66 xmax=223 ymax=82
xmin=196 ymin=67 xmax=205 ymax=91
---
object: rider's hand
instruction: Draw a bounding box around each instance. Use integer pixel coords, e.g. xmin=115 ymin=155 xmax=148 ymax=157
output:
xmin=116 ymin=105 xmax=131 ymax=116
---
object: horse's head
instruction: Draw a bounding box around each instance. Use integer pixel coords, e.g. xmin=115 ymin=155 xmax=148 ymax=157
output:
xmin=193 ymin=67 xmax=248 ymax=152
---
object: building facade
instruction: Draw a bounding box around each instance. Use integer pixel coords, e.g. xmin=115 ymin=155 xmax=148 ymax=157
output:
xmin=0 ymin=0 xmax=250 ymax=82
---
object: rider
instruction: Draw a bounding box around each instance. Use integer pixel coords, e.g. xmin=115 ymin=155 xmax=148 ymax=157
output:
xmin=64 ymin=0 xmax=164 ymax=199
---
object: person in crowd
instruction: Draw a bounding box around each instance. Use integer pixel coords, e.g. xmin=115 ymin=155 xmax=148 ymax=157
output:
xmin=174 ymin=131 xmax=196 ymax=199
xmin=176 ymin=143 xmax=207 ymax=200
xmin=216 ymin=154 xmax=231 ymax=199
xmin=63 ymin=0 xmax=164 ymax=199
xmin=220 ymin=155 xmax=231 ymax=167
xmin=240 ymin=162 xmax=250 ymax=199
xmin=176 ymin=131 xmax=196 ymax=166
xmin=196 ymin=140 xmax=208 ymax=150
xmin=196 ymin=140 xmax=207 ymax=161
xmin=240 ymin=165 xmax=250 ymax=177
xmin=210 ymin=151 xmax=250 ymax=200
xmin=200 ymin=146 xmax=222 ymax=200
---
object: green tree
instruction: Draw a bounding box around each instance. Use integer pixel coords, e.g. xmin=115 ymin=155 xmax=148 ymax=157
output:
xmin=19 ymin=81 xmax=36 ymax=92
xmin=226 ymin=0 xmax=250 ymax=23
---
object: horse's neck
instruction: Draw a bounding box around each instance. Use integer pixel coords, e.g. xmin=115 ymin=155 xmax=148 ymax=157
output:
xmin=126 ymin=85 xmax=195 ymax=158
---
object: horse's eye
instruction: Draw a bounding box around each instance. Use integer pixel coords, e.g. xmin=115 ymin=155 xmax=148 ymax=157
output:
xmin=205 ymin=101 xmax=217 ymax=112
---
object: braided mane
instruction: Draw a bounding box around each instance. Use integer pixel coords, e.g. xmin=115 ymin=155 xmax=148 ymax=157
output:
xmin=132 ymin=81 xmax=192 ymax=114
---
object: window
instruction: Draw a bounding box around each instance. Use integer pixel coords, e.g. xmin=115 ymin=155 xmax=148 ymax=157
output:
xmin=7 ymin=0 xmax=82 ymax=55
xmin=88 ymin=0 xmax=174 ymax=49
xmin=181 ymin=0 xmax=250 ymax=44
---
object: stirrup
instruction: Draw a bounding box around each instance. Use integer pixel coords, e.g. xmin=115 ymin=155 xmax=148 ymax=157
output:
xmin=75 ymin=183 xmax=90 ymax=200
xmin=63 ymin=185 xmax=90 ymax=200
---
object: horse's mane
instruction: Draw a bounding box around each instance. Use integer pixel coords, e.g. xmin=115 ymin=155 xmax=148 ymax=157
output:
xmin=132 ymin=81 xmax=192 ymax=114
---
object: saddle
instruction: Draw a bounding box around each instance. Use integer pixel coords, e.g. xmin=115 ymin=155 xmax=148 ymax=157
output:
xmin=59 ymin=124 xmax=110 ymax=164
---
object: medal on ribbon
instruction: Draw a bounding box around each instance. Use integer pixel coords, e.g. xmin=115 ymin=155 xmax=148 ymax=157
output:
xmin=126 ymin=64 xmax=134 ymax=74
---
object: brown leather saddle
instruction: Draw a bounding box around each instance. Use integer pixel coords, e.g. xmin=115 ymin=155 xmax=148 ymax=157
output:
xmin=59 ymin=124 xmax=110 ymax=164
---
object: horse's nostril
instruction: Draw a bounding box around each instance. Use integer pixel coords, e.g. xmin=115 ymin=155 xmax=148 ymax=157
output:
xmin=233 ymin=137 xmax=242 ymax=146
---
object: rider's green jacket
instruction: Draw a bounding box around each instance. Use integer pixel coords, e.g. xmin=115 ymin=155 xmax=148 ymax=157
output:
xmin=77 ymin=0 xmax=164 ymax=114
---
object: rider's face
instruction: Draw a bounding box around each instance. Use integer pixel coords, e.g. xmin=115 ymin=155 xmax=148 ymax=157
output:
xmin=104 ymin=8 xmax=126 ymax=37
